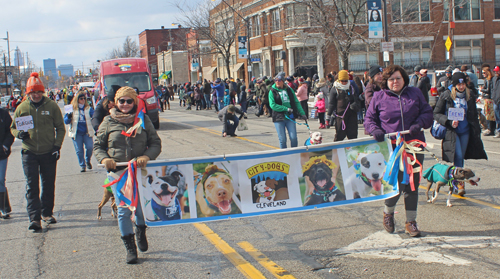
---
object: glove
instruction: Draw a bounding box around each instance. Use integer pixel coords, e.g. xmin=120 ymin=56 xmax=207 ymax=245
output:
xmin=299 ymin=115 xmax=307 ymax=120
xmin=101 ymin=158 xmax=116 ymax=171
xmin=51 ymin=145 xmax=61 ymax=161
xmin=136 ymin=155 xmax=150 ymax=168
xmin=18 ymin=131 xmax=30 ymax=140
xmin=409 ymin=124 xmax=421 ymax=137
xmin=287 ymin=108 xmax=293 ymax=114
xmin=371 ymin=129 xmax=386 ymax=142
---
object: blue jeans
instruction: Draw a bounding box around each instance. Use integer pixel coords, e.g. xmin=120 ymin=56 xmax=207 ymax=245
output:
xmin=454 ymin=132 xmax=470 ymax=168
xmin=109 ymin=173 xmax=145 ymax=236
xmin=204 ymin=94 xmax=212 ymax=109
xmin=225 ymin=114 xmax=239 ymax=135
xmin=274 ymin=119 xmax=298 ymax=149
xmin=72 ymin=133 xmax=93 ymax=168
xmin=240 ymin=101 xmax=247 ymax=113
xmin=494 ymin=103 xmax=500 ymax=133
xmin=218 ymin=97 xmax=225 ymax=110
xmin=0 ymin=158 xmax=7 ymax=192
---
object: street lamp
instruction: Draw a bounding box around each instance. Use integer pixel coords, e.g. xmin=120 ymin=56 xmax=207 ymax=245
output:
xmin=2 ymin=32 xmax=11 ymax=95
xmin=212 ymin=0 xmax=252 ymax=86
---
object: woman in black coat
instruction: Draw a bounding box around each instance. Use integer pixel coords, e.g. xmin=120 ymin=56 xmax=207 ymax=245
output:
xmin=0 ymin=107 xmax=14 ymax=218
xmin=434 ymin=72 xmax=487 ymax=194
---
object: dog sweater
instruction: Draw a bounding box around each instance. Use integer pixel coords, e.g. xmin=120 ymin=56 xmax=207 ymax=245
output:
xmin=423 ymin=164 xmax=453 ymax=183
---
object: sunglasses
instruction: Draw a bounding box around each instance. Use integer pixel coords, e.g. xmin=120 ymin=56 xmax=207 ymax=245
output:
xmin=118 ymin=99 xmax=134 ymax=104
xmin=78 ymin=97 xmax=85 ymax=100
xmin=340 ymin=80 xmax=348 ymax=82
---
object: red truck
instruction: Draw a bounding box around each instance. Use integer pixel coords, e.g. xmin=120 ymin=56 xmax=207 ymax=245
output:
xmin=98 ymin=58 xmax=160 ymax=129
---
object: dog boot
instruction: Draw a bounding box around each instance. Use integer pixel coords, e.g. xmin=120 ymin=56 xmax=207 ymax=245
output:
xmin=135 ymin=225 xmax=148 ymax=252
xmin=457 ymin=181 xmax=466 ymax=197
xmin=121 ymin=234 xmax=138 ymax=264
xmin=0 ymin=192 xmax=9 ymax=219
xmin=405 ymin=221 xmax=421 ymax=237
xmin=383 ymin=212 xmax=395 ymax=233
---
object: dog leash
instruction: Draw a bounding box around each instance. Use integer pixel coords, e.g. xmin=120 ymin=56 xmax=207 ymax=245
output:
xmin=285 ymin=115 xmax=311 ymax=134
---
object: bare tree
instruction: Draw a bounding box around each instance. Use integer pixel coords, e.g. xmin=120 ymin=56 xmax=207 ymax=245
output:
xmin=106 ymin=36 xmax=140 ymax=59
xmin=176 ymin=0 xmax=244 ymax=78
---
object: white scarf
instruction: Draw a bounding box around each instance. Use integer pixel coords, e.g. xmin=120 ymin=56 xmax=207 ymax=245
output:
xmin=334 ymin=80 xmax=350 ymax=90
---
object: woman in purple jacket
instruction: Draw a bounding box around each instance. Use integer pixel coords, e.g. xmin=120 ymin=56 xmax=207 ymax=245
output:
xmin=364 ymin=65 xmax=433 ymax=237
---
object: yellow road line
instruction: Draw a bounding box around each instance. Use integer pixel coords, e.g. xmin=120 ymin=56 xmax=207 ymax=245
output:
xmin=418 ymin=185 xmax=500 ymax=209
xmin=193 ymin=223 xmax=266 ymax=279
xmin=238 ymin=241 xmax=296 ymax=279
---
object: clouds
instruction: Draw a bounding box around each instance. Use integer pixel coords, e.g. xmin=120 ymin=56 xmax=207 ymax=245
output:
xmin=0 ymin=0 xmax=202 ymax=71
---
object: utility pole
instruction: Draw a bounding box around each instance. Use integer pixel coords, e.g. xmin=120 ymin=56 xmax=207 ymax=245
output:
xmin=448 ymin=0 xmax=454 ymax=62
xmin=3 ymin=54 xmax=8 ymax=96
xmin=382 ymin=0 xmax=389 ymax=67
xmin=6 ymin=32 xmax=10 ymax=69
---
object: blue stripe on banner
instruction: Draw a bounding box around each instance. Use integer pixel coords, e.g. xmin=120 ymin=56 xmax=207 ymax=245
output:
xmin=138 ymin=137 xmax=399 ymax=227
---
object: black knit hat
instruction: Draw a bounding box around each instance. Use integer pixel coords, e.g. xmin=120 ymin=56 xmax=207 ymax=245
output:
xmin=452 ymin=72 xmax=467 ymax=87
xmin=369 ymin=65 xmax=383 ymax=78
xmin=107 ymin=85 xmax=121 ymax=102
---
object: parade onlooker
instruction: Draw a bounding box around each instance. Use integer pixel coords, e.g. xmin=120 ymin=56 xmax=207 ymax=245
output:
xmin=64 ymin=91 xmax=94 ymax=172
xmin=255 ymin=79 xmax=271 ymax=117
xmin=269 ymin=74 xmax=307 ymax=148
xmin=314 ymin=78 xmax=330 ymax=120
xmin=364 ymin=65 xmax=383 ymax=110
xmin=326 ymin=70 xmax=361 ymax=141
xmin=11 ymin=72 xmax=65 ymax=231
xmin=461 ymin=65 xmax=478 ymax=88
xmin=218 ymin=104 xmax=244 ymax=137
xmin=296 ymin=78 xmax=309 ymax=119
xmin=94 ymin=87 xmax=161 ymax=264
xmin=194 ymin=83 xmax=203 ymax=110
xmin=223 ymin=89 xmax=231 ymax=108
xmin=92 ymin=85 xmax=119 ymax=133
xmin=165 ymin=84 xmax=173 ymax=110
xmin=211 ymin=78 xmax=225 ymax=110
xmin=364 ymin=65 xmax=433 ymax=237
xmin=0 ymin=106 xmax=14 ymax=219
xmin=492 ymin=66 xmax=500 ymax=138
xmin=417 ymin=68 xmax=431 ymax=104
xmin=434 ymin=72 xmax=487 ymax=196
xmin=409 ymin=65 xmax=421 ymax=87
xmin=238 ymin=88 xmax=248 ymax=115
xmin=314 ymin=92 xmax=326 ymax=129
xmin=481 ymin=66 xmax=496 ymax=136
xmin=203 ymin=79 xmax=212 ymax=110
xmin=437 ymin=66 xmax=453 ymax=95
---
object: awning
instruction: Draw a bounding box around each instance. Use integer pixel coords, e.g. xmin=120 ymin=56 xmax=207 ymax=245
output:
xmin=232 ymin=62 xmax=244 ymax=73
xmin=207 ymin=67 xmax=217 ymax=75
xmin=160 ymin=71 xmax=172 ymax=79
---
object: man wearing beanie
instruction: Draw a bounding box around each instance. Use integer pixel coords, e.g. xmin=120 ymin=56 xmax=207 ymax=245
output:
xmin=364 ymin=65 xmax=383 ymax=109
xmin=92 ymin=85 xmax=120 ymax=133
xmin=11 ymin=72 xmax=66 ymax=231
xmin=218 ymin=104 xmax=245 ymax=137
xmin=417 ymin=68 xmax=431 ymax=104
xmin=437 ymin=66 xmax=454 ymax=95
xmin=409 ymin=65 xmax=422 ymax=87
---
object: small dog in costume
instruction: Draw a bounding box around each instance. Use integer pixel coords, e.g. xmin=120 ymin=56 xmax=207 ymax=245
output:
xmin=423 ymin=163 xmax=479 ymax=207
xmin=302 ymin=155 xmax=346 ymax=205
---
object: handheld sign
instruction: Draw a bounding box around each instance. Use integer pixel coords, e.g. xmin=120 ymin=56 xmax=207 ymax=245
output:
xmin=64 ymin=105 xmax=73 ymax=114
xmin=448 ymin=107 xmax=464 ymax=121
xmin=15 ymin=116 xmax=34 ymax=132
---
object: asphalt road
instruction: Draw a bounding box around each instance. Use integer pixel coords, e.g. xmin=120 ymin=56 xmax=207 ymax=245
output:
xmin=1 ymin=100 xmax=499 ymax=279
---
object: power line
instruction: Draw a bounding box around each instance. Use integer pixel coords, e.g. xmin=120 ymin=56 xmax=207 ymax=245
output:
xmin=10 ymin=35 xmax=138 ymax=44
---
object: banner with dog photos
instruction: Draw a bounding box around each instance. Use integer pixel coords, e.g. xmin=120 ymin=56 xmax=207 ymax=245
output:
xmin=138 ymin=137 xmax=398 ymax=227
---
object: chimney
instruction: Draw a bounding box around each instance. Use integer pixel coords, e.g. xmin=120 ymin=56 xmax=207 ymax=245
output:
xmin=161 ymin=26 xmax=164 ymax=29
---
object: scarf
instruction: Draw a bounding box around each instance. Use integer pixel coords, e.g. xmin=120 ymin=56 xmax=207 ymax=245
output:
xmin=109 ymin=108 xmax=135 ymax=124
xmin=334 ymin=80 xmax=350 ymax=90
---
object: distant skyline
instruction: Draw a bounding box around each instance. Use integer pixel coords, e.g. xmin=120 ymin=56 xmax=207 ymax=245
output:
xmin=0 ymin=0 xmax=204 ymax=73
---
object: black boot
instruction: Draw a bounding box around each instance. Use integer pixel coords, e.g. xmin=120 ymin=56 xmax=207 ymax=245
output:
xmin=4 ymin=189 xmax=11 ymax=213
xmin=0 ymin=192 xmax=9 ymax=219
xmin=135 ymin=225 xmax=148 ymax=252
xmin=121 ymin=234 xmax=138 ymax=264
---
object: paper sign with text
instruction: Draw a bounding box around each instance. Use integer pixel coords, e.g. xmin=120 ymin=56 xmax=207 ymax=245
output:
xmin=64 ymin=105 xmax=73 ymax=114
xmin=448 ymin=108 xmax=464 ymax=121
xmin=15 ymin=116 xmax=34 ymax=132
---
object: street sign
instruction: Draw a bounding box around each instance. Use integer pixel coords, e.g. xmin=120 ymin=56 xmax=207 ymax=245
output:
xmin=368 ymin=0 xmax=383 ymax=39
xmin=381 ymin=42 xmax=394 ymax=52
xmin=383 ymin=51 xmax=390 ymax=62
xmin=445 ymin=36 xmax=452 ymax=52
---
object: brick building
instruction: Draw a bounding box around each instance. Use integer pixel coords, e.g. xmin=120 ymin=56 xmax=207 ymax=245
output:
xmin=208 ymin=0 xmax=500 ymax=80
xmin=139 ymin=26 xmax=190 ymax=82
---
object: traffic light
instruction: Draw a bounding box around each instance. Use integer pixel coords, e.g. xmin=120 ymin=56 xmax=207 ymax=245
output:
xmin=58 ymin=70 xmax=61 ymax=77
xmin=39 ymin=70 xmax=44 ymax=77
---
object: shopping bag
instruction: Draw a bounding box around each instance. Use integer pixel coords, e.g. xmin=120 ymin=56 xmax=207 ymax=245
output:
xmin=237 ymin=118 xmax=248 ymax=131
xmin=309 ymin=109 xmax=318 ymax=119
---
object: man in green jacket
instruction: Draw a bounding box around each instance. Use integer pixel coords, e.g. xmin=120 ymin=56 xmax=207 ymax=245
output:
xmin=11 ymin=72 xmax=65 ymax=231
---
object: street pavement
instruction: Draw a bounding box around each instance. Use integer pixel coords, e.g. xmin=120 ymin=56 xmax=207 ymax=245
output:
xmin=1 ymin=99 xmax=499 ymax=279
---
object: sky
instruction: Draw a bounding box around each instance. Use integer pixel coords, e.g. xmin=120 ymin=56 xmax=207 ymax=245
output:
xmin=0 ymin=0 xmax=204 ymax=73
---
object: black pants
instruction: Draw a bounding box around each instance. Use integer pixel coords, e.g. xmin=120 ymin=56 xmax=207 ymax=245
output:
xmin=300 ymin=100 xmax=308 ymax=119
xmin=22 ymin=150 xmax=58 ymax=222
xmin=384 ymin=153 xmax=424 ymax=211
xmin=334 ymin=109 xmax=358 ymax=141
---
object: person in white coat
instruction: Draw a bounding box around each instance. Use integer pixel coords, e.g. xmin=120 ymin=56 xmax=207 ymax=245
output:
xmin=64 ymin=91 xmax=94 ymax=172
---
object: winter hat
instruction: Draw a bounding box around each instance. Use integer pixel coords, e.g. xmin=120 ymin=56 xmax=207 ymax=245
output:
xmin=215 ymin=78 xmax=221 ymax=84
xmin=298 ymin=78 xmax=305 ymax=83
xmin=420 ymin=69 xmax=428 ymax=75
xmin=414 ymin=65 xmax=422 ymax=72
xmin=274 ymin=74 xmax=284 ymax=82
xmin=369 ymin=65 xmax=383 ymax=78
xmin=494 ymin=66 xmax=500 ymax=72
xmin=227 ymin=104 xmax=236 ymax=113
xmin=338 ymin=70 xmax=349 ymax=81
xmin=460 ymin=65 xmax=468 ymax=71
xmin=114 ymin=86 xmax=138 ymax=105
xmin=107 ymin=85 xmax=121 ymax=102
xmin=445 ymin=65 xmax=453 ymax=72
xmin=317 ymin=92 xmax=324 ymax=99
xmin=452 ymin=68 xmax=461 ymax=74
xmin=286 ymin=76 xmax=293 ymax=82
xmin=452 ymin=72 xmax=467 ymax=87
xmin=25 ymin=72 xmax=45 ymax=94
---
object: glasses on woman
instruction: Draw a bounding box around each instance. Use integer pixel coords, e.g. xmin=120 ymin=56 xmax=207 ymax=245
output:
xmin=118 ymin=99 xmax=134 ymax=104
xmin=388 ymin=77 xmax=403 ymax=82
xmin=340 ymin=80 xmax=348 ymax=83
xmin=78 ymin=97 xmax=85 ymax=100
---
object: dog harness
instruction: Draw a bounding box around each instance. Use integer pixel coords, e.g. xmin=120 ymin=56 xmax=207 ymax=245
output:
xmin=352 ymin=161 xmax=372 ymax=187
xmin=258 ymin=189 xmax=275 ymax=201
xmin=310 ymin=184 xmax=339 ymax=202
xmin=150 ymin=198 xmax=181 ymax=221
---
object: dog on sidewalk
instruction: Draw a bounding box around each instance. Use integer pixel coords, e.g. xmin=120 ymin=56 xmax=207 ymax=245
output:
xmin=423 ymin=163 xmax=480 ymax=207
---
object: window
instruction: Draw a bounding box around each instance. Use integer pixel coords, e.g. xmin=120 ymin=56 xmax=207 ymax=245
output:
xmin=274 ymin=50 xmax=284 ymax=75
xmin=250 ymin=15 xmax=261 ymax=37
xmin=286 ymin=5 xmax=294 ymax=28
xmin=444 ymin=0 xmax=480 ymax=21
xmin=391 ymin=0 xmax=430 ymax=23
xmin=392 ymin=41 xmax=432 ymax=67
xmin=151 ymin=64 xmax=157 ymax=74
xmin=262 ymin=13 xmax=268 ymax=34
xmin=348 ymin=44 xmax=379 ymax=71
xmin=452 ymin=39 xmax=482 ymax=64
xmin=496 ymin=0 xmax=500 ymax=19
xmin=294 ymin=47 xmax=317 ymax=67
xmin=495 ymin=39 xmax=500 ymax=62
xmin=271 ymin=9 xmax=281 ymax=31
xmin=150 ymin=47 xmax=155 ymax=56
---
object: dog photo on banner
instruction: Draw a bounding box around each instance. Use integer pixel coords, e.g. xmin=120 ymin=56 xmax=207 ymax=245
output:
xmin=301 ymin=150 xmax=346 ymax=205
xmin=193 ymin=162 xmax=242 ymax=218
xmin=338 ymin=142 xmax=394 ymax=199
xmin=237 ymin=154 xmax=302 ymax=213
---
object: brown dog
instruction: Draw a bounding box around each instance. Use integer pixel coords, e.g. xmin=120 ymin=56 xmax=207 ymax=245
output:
xmin=97 ymin=188 xmax=118 ymax=219
xmin=254 ymin=178 xmax=289 ymax=203
xmin=423 ymin=164 xmax=479 ymax=207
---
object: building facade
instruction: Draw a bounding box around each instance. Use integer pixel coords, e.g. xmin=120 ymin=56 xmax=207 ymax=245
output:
xmin=139 ymin=26 xmax=190 ymax=82
xmin=58 ymin=64 xmax=74 ymax=77
xmin=157 ymin=50 xmax=189 ymax=86
xmin=43 ymin=58 xmax=57 ymax=81
xmin=208 ymin=0 xmax=500 ymax=80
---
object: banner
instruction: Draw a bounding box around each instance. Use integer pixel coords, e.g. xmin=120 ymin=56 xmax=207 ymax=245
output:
xmin=137 ymin=137 xmax=398 ymax=227
xmin=368 ymin=0 xmax=383 ymax=39
xmin=238 ymin=36 xmax=248 ymax=59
